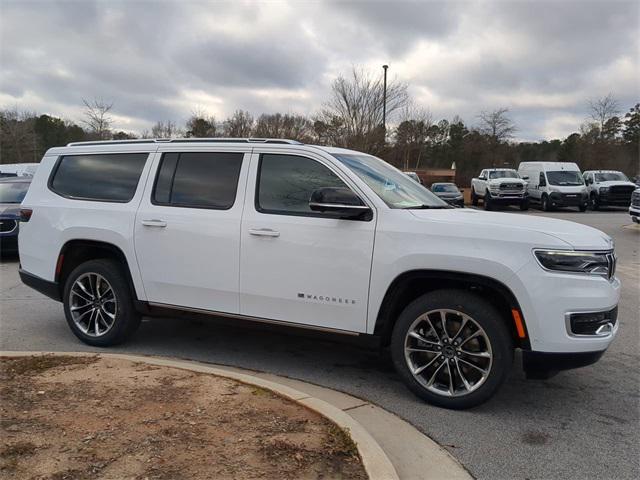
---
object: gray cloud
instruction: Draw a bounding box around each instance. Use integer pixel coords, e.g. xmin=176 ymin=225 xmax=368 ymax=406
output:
xmin=0 ymin=0 xmax=638 ymax=140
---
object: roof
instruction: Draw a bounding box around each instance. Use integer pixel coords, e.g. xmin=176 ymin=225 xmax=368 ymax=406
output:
xmin=583 ymin=170 xmax=624 ymax=174
xmin=66 ymin=138 xmax=305 ymax=147
xmin=0 ymin=176 xmax=32 ymax=183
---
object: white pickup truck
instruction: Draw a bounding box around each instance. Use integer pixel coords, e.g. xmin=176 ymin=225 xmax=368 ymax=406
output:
xmin=471 ymin=168 xmax=529 ymax=210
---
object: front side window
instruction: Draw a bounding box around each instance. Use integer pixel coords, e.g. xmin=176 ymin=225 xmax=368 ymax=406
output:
xmin=50 ymin=153 xmax=148 ymax=202
xmin=256 ymin=154 xmax=350 ymax=215
xmin=546 ymin=171 xmax=584 ymax=186
xmin=595 ymin=172 xmax=628 ymax=182
xmin=153 ymin=152 xmax=243 ymax=209
xmin=333 ymin=153 xmax=448 ymax=209
xmin=0 ymin=182 xmax=30 ymax=203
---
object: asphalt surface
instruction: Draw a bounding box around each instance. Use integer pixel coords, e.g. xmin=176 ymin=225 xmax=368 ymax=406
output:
xmin=1 ymin=208 xmax=638 ymax=479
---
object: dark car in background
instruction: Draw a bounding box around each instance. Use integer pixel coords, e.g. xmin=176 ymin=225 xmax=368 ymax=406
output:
xmin=430 ymin=182 xmax=464 ymax=207
xmin=0 ymin=177 xmax=31 ymax=255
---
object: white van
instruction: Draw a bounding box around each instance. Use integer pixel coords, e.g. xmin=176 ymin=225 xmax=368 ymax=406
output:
xmin=517 ymin=162 xmax=588 ymax=212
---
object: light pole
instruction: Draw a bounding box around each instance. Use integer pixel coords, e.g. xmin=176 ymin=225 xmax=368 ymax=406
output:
xmin=382 ymin=65 xmax=388 ymax=132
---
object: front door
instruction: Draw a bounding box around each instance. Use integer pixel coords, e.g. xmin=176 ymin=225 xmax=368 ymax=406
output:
xmin=239 ymin=150 xmax=376 ymax=333
xmin=135 ymin=148 xmax=250 ymax=313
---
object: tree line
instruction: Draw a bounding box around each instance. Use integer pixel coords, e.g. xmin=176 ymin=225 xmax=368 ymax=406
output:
xmin=1 ymin=69 xmax=638 ymax=185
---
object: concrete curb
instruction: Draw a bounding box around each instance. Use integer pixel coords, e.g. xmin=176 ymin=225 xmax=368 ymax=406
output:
xmin=2 ymin=351 xmax=399 ymax=480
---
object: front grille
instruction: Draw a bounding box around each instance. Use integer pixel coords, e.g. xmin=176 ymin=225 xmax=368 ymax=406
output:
xmin=604 ymin=185 xmax=635 ymax=203
xmin=631 ymin=191 xmax=640 ymax=207
xmin=0 ymin=219 xmax=17 ymax=233
xmin=568 ymin=306 xmax=617 ymax=335
xmin=500 ymin=183 xmax=523 ymax=190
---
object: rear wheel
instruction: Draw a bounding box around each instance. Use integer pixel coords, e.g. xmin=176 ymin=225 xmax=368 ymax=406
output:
xmin=62 ymin=259 xmax=141 ymax=347
xmin=391 ymin=290 xmax=513 ymax=409
xmin=471 ymin=188 xmax=479 ymax=206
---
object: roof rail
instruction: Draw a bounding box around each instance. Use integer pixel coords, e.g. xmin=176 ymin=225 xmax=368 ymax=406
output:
xmin=66 ymin=138 xmax=304 ymax=147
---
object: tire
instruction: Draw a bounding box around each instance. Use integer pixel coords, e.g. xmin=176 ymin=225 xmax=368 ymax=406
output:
xmin=62 ymin=259 xmax=141 ymax=347
xmin=484 ymin=191 xmax=493 ymax=211
xmin=519 ymin=199 xmax=529 ymax=211
xmin=471 ymin=188 xmax=478 ymax=206
xmin=390 ymin=290 xmax=513 ymax=409
xmin=590 ymin=193 xmax=600 ymax=211
xmin=541 ymin=194 xmax=551 ymax=212
xmin=578 ymin=203 xmax=587 ymax=212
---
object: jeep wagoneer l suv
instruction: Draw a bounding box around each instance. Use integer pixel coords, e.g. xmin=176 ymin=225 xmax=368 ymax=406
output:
xmin=18 ymin=139 xmax=620 ymax=409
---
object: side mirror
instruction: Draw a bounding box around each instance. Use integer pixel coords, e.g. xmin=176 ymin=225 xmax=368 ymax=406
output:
xmin=479 ymin=175 xmax=486 ymax=180
xmin=309 ymin=187 xmax=372 ymax=220
xmin=522 ymin=175 xmax=529 ymax=180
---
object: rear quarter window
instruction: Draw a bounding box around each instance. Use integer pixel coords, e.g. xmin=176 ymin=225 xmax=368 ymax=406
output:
xmin=50 ymin=153 xmax=149 ymax=202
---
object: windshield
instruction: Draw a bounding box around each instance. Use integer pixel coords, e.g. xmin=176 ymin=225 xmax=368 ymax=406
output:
xmin=0 ymin=182 xmax=29 ymax=203
xmin=332 ymin=154 xmax=449 ymax=209
xmin=432 ymin=184 xmax=459 ymax=193
xmin=489 ymin=170 xmax=518 ymax=179
xmin=547 ymin=171 xmax=584 ymax=186
xmin=595 ymin=172 xmax=628 ymax=182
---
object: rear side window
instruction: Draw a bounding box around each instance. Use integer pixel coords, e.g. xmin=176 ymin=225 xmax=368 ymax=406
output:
xmin=50 ymin=153 xmax=148 ymax=202
xmin=256 ymin=154 xmax=349 ymax=215
xmin=153 ymin=152 xmax=243 ymax=209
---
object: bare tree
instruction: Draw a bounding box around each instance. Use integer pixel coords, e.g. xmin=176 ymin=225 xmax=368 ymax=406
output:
xmin=0 ymin=108 xmax=39 ymax=163
xmin=316 ymin=67 xmax=409 ymax=153
xmin=223 ymin=110 xmax=254 ymax=137
xmin=394 ymin=104 xmax=433 ymax=169
xmin=151 ymin=120 xmax=181 ymax=138
xmin=589 ymin=93 xmax=620 ymax=134
xmin=478 ymin=108 xmax=516 ymax=165
xmin=186 ymin=109 xmax=217 ymax=138
xmin=254 ymin=113 xmax=313 ymax=141
xmin=81 ymin=98 xmax=113 ymax=140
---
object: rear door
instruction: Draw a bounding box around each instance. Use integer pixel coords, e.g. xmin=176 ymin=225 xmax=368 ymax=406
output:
xmin=135 ymin=146 xmax=250 ymax=313
xmin=239 ymin=149 xmax=376 ymax=333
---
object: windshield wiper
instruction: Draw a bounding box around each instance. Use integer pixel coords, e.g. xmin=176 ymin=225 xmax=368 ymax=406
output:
xmin=402 ymin=204 xmax=451 ymax=209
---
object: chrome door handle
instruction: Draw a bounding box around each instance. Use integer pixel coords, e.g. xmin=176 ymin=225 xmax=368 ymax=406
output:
xmin=248 ymin=228 xmax=280 ymax=237
xmin=141 ymin=219 xmax=167 ymax=228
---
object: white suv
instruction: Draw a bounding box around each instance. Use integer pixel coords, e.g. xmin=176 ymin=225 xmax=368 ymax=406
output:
xmin=18 ymin=139 xmax=620 ymax=409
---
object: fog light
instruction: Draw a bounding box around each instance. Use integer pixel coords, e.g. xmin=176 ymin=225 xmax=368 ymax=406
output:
xmin=568 ymin=308 xmax=617 ymax=335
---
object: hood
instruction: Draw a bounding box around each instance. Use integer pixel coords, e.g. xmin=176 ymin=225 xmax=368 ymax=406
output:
xmin=408 ymin=208 xmax=613 ymax=250
xmin=0 ymin=203 xmax=21 ymax=217
xmin=595 ymin=180 xmax=636 ymax=188
xmin=488 ymin=178 xmax=526 ymax=186
xmin=435 ymin=192 xmax=462 ymax=198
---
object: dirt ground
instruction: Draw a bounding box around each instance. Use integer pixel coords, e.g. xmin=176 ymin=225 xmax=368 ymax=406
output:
xmin=0 ymin=355 xmax=367 ymax=480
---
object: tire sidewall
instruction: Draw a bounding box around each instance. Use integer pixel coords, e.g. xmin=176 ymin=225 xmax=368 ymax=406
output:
xmin=63 ymin=259 xmax=139 ymax=347
xmin=390 ymin=290 xmax=513 ymax=409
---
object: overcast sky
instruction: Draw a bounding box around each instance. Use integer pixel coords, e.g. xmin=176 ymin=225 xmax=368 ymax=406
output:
xmin=1 ymin=0 xmax=638 ymax=141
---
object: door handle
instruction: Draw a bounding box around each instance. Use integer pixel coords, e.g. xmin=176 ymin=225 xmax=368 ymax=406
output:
xmin=141 ymin=219 xmax=167 ymax=228
xmin=248 ymin=228 xmax=280 ymax=237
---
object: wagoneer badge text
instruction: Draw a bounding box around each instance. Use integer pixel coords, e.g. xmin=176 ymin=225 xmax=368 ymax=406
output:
xmin=297 ymin=293 xmax=356 ymax=305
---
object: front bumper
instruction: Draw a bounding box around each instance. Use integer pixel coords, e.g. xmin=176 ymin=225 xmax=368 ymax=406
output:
xmin=523 ymin=350 xmax=605 ymax=379
xmin=549 ymin=192 xmax=587 ymax=207
xmin=488 ymin=191 xmax=527 ymax=204
xmin=629 ymin=205 xmax=640 ymax=222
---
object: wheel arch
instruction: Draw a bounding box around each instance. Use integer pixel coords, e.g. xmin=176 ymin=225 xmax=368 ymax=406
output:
xmin=374 ymin=270 xmax=530 ymax=350
xmin=56 ymin=240 xmax=142 ymax=302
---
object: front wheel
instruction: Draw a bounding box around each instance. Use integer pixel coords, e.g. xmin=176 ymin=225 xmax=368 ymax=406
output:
xmin=484 ymin=192 xmax=493 ymax=211
xmin=519 ymin=199 xmax=529 ymax=211
xmin=62 ymin=259 xmax=141 ymax=347
xmin=541 ymin=194 xmax=551 ymax=211
xmin=391 ymin=290 xmax=513 ymax=409
xmin=590 ymin=193 xmax=600 ymax=211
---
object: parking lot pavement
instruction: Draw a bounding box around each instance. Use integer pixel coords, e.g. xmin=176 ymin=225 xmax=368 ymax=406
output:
xmin=1 ymin=210 xmax=638 ymax=479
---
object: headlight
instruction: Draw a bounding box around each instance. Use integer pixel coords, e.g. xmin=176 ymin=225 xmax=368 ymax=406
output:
xmin=599 ymin=187 xmax=609 ymax=193
xmin=534 ymin=250 xmax=615 ymax=278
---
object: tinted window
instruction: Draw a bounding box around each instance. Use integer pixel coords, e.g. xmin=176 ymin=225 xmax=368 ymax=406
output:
xmin=489 ymin=170 xmax=518 ymax=179
xmin=257 ymin=154 xmax=349 ymax=215
xmin=153 ymin=152 xmax=243 ymax=209
xmin=51 ymin=153 xmax=148 ymax=202
xmin=595 ymin=172 xmax=628 ymax=182
xmin=0 ymin=182 xmax=30 ymax=203
xmin=547 ymin=171 xmax=583 ymax=186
